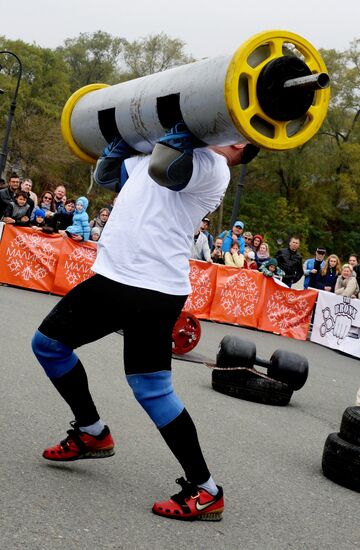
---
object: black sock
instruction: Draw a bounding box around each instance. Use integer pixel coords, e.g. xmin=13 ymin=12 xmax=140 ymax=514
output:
xmin=50 ymin=360 xmax=100 ymax=426
xmin=159 ymin=408 xmax=210 ymax=485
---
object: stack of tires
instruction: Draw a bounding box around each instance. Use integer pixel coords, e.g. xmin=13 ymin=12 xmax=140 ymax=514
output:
xmin=322 ymin=406 xmax=360 ymax=492
xmin=212 ymin=335 xmax=309 ymax=406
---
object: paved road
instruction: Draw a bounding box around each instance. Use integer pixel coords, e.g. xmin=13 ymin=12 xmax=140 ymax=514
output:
xmin=1 ymin=285 xmax=360 ymax=550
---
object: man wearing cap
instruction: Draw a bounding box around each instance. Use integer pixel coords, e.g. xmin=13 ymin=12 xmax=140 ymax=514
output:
xmin=200 ymin=216 xmax=214 ymax=251
xmin=219 ymin=220 xmax=245 ymax=255
xmin=303 ymin=247 xmax=326 ymax=289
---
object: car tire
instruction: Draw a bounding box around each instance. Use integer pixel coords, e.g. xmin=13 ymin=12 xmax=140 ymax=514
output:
xmin=322 ymin=432 xmax=360 ymax=492
xmin=212 ymin=369 xmax=293 ymax=406
xmin=339 ymin=407 xmax=360 ymax=446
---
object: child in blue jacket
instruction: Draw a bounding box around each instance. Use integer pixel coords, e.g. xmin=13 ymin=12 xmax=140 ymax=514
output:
xmin=65 ymin=196 xmax=90 ymax=241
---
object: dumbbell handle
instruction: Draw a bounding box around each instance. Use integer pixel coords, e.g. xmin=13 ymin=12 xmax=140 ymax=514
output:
xmin=255 ymin=356 xmax=272 ymax=369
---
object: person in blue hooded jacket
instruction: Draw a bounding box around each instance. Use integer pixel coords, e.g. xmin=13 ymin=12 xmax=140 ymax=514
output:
xmin=219 ymin=220 xmax=245 ymax=254
xmin=303 ymin=247 xmax=326 ymax=289
xmin=65 ymin=196 xmax=90 ymax=241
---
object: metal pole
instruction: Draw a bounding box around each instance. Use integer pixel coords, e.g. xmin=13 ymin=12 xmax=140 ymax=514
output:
xmin=0 ymin=51 xmax=22 ymax=178
xmin=230 ymin=164 xmax=247 ymax=227
xmin=283 ymin=73 xmax=330 ymax=91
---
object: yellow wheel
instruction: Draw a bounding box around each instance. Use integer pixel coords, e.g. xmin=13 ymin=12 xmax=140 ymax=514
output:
xmin=225 ymin=30 xmax=330 ymax=150
xmin=61 ymin=83 xmax=109 ymax=164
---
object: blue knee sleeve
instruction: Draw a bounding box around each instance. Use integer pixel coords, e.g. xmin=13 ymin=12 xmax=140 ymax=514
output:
xmin=126 ymin=371 xmax=184 ymax=429
xmin=32 ymin=330 xmax=78 ymax=379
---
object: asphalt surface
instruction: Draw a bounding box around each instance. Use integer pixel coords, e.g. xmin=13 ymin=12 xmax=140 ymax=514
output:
xmin=1 ymin=285 xmax=360 ymax=550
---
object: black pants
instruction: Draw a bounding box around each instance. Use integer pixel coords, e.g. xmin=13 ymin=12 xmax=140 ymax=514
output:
xmin=38 ymin=274 xmax=211 ymax=484
xmin=39 ymin=274 xmax=186 ymax=375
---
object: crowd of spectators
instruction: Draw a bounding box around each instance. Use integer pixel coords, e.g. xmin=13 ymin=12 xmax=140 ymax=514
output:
xmin=0 ymin=173 xmax=110 ymax=243
xmin=1 ymin=174 xmax=359 ymax=298
xmin=191 ymin=217 xmax=360 ymax=298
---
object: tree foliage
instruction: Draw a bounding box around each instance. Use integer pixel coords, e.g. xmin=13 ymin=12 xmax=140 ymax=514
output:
xmin=58 ymin=31 xmax=123 ymax=90
xmin=120 ymin=33 xmax=194 ymax=78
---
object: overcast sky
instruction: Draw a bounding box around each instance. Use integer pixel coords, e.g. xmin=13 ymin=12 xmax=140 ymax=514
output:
xmin=1 ymin=0 xmax=359 ymax=59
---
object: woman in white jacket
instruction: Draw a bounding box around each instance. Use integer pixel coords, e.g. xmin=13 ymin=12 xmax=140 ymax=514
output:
xmin=335 ymin=264 xmax=359 ymax=298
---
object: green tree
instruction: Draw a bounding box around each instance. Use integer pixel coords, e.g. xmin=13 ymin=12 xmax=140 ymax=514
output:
xmin=58 ymin=31 xmax=123 ymax=91
xmin=120 ymin=33 xmax=194 ymax=78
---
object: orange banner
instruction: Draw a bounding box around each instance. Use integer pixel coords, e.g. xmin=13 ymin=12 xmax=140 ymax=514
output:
xmin=0 ymin=227 xmax=317 ymax=340
xmin=257 ymin=277 xmax=318 ymax=340
xmin=52 ymin=238 xmax=97 ymax=296
xmin=183 ymin=260 xmax=217 ymax=319
xmin=0 ymin=225 xmax=62 ymax=292
xmin=209 ymin=266 xmax=264 ymax=327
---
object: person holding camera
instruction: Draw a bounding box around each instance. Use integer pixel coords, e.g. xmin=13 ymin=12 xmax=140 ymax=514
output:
xmin=211 ymin=237 xmax=225 ymax=264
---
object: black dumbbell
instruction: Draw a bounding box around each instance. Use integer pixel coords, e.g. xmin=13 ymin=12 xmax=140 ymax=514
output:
xmin=216 ymin=335 xmax=308 ymax=391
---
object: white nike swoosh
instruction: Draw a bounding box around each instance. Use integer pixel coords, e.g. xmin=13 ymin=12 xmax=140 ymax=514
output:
xmin=195 ymin=498 xmax=217 ymax=511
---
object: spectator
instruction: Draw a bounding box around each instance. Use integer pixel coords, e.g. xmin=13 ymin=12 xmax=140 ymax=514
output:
xmin=17 ymin=180 xmax=35 ymax=219
xmin=252 ymin=234 xmax=263 ymax=254
xmin=31 ymin=208 xmax=47 ymax=231
xmin=2 ymin=190 xmax=31 ymax=226
xmin=65 ymin=196 xmax=90 ymax=242
xmin=275 ymin=236 xmax=303 ymax=287
xmin=256 ymin=242 xmax=270 ymax=268
xmin=21 ymin=178 xmax=38 ymax=208
xmin=0 ymin=173 xmax=20 ymax=218
xmin=90 ymin=227 xmax=101 ymax=242
xmin=0 ymin=177 xmax=6 ymax=190
xmin=335 ymin=264 xmax=359 ymax=298
xmin=89 ymin=207 xmax=110 ymax=236
xmin=37 ymin=190 xmax=56 ymax=220
xmin=243 ymin=247 xmax=258 ymax=269
xmin=224 ymin=241 xmax=244 ymax=268
xmin=200 ymin=217 xmax=214 ymax=251
xmin=259 ymin=258 xmax=285 ymax=279
xmin=53 ymin=185 xmax=67 ymax=212
xmin=348 ymin=254 xmax=360 ymax=290
xmin=316 ymin=254 xmax=341 ymax=292
xmin=45 ymin=199 xmax=76 ymax=234
xmin=220 ymin=220 xmax=245 ymax=254
xmin=211 ymin=237 xmax=225 ymax=264
xmin=243 ymin=231 xmax=253 ymax=249
xmin=303 ymin=247 xmax=326 ymax=289
xmin=191 ymin=226 xmax=212 ymax=262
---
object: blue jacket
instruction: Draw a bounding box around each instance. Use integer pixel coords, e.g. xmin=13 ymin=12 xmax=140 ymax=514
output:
xmin=66 ymin=196 xmax=90 ymax=241
xmin=303 ymin=258 xmax=325 ymax=289
xmin=219 ymin=230 xmax=245 ymax=254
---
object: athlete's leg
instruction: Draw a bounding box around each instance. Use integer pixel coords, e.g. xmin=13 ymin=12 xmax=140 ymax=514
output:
xmin=123 ymin=286 xmax=210 ymax=485
xmin=32 ymin=274 xmax=128 ymax=427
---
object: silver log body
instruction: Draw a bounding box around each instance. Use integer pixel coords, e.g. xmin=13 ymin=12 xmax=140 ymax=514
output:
xmin=70 ymin=55 xmax=242 ymax=157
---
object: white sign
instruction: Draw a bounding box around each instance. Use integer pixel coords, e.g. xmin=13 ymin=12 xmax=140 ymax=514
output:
xmin=310 ymin=290 xmax=360 ymax=358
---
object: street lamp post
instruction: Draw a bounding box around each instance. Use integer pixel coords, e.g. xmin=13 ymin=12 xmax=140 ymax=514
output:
xmin=0 ymin=51 xmax=22 ymax=178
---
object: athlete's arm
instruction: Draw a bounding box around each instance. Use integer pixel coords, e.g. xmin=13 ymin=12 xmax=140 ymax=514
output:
xmin=148 ymin=122 xmax=204 ymax=191
xmin=93 ymin=138 xmax=138 ymax=192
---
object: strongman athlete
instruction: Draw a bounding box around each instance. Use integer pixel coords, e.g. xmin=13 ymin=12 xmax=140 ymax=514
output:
xmin=32 ymin=125 xmax=258 ymax=521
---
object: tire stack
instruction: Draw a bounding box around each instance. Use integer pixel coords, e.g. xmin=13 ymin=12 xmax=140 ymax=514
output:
xmin=322 ymin=407 xmax=360 ymax=492
xmin=212 ymin=335 xmax=309 ymax=406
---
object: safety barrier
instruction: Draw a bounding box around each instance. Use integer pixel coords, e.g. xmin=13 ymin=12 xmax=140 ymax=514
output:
xmin=0 ymin=225 xmax=318 ymax=340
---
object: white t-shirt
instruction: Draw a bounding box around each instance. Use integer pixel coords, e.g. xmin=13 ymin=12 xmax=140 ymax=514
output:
xmin=92 ymin=148 xmax=230 ymax=295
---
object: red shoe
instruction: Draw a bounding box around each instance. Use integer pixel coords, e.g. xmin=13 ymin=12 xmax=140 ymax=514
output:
xmin=43 ymin=421 xmax=115 ymax=461
xmin=152 ymin=477 xmax=224 ymax=521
